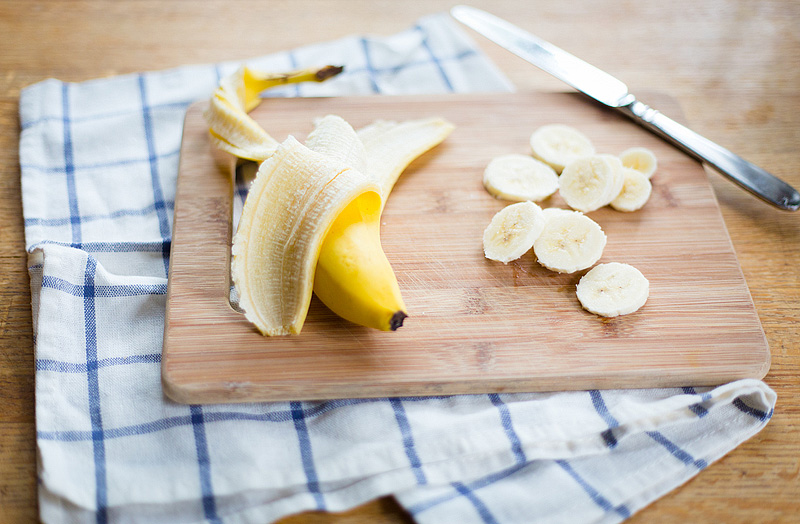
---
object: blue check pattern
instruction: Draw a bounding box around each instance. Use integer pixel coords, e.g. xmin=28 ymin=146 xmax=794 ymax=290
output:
xmin=20 ymin=13 xmax=775 ymax=524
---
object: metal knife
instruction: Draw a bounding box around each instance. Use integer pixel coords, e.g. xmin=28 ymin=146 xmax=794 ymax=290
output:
xmin=451 ymin=5 xmax=800 ymax=211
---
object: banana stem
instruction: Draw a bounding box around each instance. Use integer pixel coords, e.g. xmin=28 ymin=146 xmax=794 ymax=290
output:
xmin=248 ymin=65 xmax=344 ymax=85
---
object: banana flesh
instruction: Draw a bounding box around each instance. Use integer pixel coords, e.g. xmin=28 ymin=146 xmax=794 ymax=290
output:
xmin=530 ymin=124 xmax=596 ymax=174
xmin=205 ymin=66 xmax=453 ymax=334
xmin=533 ymin=208 xmax=606 ymax=274
xmin=482 ymin=153 xmax=559 ymax=202
xmin=558 ymin=154 xmax=625 ymax=213
xmin=483 ymin=201 xmax=546 ymax=263
xmin=610 ymin=167 xmax=652 ymax=212
xmin=525 ymin=124 xmax=657 ymax=213
xmin=619 ymin=147 xmax=658 ymax=179
xmin=479 ymin=124 xmax=653 ymax=317
xmin=576 ymin=262 xmax=649 ymax=317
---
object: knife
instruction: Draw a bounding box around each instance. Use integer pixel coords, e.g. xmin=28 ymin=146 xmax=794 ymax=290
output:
xmin=451 ymin=5 xmax=800 ymax=211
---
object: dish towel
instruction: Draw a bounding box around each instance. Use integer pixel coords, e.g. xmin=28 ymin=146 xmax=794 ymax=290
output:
xmin=20 ymin=12 xmax=776 ymax=524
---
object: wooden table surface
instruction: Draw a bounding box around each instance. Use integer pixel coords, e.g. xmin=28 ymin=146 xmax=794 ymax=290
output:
xmin=1 ymin=1 xmax=798 ymax=522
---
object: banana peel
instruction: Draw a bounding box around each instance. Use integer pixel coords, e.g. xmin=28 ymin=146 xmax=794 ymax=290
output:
xmin=205 ymin=65 xmax=343 ymax=162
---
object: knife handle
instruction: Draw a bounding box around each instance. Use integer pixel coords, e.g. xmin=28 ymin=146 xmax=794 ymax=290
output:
xmin=617 ymin=100 xmax=800 ymax=211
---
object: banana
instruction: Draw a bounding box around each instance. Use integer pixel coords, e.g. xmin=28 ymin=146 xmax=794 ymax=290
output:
xmin=558 ymin=154 xmax=625 ymax=212
xmin=530 ymin=124 xmax=596 ymax=173
xmin=208 ymin=66 xmax=453 ymax=334
xmin=305 ymin=115 xmax=409 ymax=331
xmin=231 ymin=136 xmax=378 ymax=335
xmin=619 ymin=147 xmax=658 ymax=179
xmin=312 ymin=191 xmax=408 ymax=331
xmin=576 ymin=262 xmax=649 ymax=317
xmin=533 ymin=208 xmax=606 ymax=273
xmin=610 ymin=167 xmax=652 ymax=212
xmin=483 ymin=201 xmax=546 ymax=263
xmin=482 ymin=154 xmax=559 ymax=202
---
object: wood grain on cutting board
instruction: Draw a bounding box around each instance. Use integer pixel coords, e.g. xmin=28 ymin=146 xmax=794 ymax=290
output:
xmin=161 ymin=92 xmax=769 ymax=404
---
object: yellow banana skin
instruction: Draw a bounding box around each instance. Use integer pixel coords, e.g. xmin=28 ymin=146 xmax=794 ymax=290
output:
xmin=314 ymin=191 xmax=407 ymax=331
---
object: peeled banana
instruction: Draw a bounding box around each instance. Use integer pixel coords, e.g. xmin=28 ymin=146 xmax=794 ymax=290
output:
xmin=305 ymin=115 xmax=410 ymax=332
xmin=231 ymin=136 xmax=379 ymax=335
xmin=206 ymin=65 xmax=453 ymax=334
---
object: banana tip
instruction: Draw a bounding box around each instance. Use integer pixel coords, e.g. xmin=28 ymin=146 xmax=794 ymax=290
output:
xmin=390 ymin=311 xmax=407 ymax=331
xmin=317 ymin=65 xmax=345 ymax=81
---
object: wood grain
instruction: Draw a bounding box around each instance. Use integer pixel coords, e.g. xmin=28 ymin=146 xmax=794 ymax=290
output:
xmin=162 ymin=93 xmax=769 ymax=404
xmin=2 ymin=1 xmax=799 ymax=522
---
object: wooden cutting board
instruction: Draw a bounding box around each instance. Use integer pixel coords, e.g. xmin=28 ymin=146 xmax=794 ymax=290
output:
xmin=162 ymin=92 xmax=769 ymax=404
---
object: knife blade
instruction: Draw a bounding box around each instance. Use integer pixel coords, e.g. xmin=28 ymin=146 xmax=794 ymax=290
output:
xmin=451 ymin=5 xmax=800 ymax=211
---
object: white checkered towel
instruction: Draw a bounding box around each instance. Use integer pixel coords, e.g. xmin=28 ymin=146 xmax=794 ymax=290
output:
xmin=20 ymin=12 xmax=776 ymax=524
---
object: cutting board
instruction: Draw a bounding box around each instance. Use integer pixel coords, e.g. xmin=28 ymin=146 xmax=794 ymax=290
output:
xmin=162 ymin=92 xmax=769 ymax=404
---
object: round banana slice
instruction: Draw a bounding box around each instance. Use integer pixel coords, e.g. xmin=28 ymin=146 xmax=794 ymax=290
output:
xmin=610 ymin=167 xmax=652 ymax=212
xmin=558 ymin=154 xmax=625 ymax=212
xmin=619 ymin=147 xmax=658 ymax=178
xmin=576 ymin=262 xmax=649 ymax=317
xmin=530 ymin=124 xmax=596 ymax=173
xmin=483 ymin=154 xmax=559 ymax=202
xmin=533 ymin=208 xmax=606 ymax=273
xmin=483 ymin=201 xmax=546 ymax=263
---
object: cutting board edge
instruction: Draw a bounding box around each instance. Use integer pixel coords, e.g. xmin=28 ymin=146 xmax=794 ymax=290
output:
xmin=161 ymin=363 xmax=771 ymax=405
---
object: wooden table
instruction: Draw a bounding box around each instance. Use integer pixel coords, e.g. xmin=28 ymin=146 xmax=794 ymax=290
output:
xmin=1 ymin=1 xmax=798 ymax=522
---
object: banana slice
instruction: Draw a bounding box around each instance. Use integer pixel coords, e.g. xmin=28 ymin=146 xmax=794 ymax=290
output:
xmin=610 ymin=167 xmax=652 ymax=212
xmin=576 ymin=262 xmax=649 ymax=317
xmin=558 ymin=154 xmax=625 ymax=212
xmin=482 ymin=154 xmax=559 ymax=202
xmin=533 ymin=208 xmax=606 ymax=273
xmin=530 ymin=124 xmax=596 ymax=173
xmin=619 ymin=147 xmax=658 ymax=179
xmin=483 ymin=201 xmax=546 ymax=263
